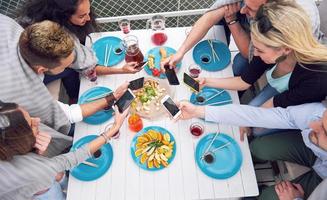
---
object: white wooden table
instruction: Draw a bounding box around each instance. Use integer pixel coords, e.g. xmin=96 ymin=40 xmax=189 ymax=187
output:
xmin=67 ymin=26 xmax=258 ymax=200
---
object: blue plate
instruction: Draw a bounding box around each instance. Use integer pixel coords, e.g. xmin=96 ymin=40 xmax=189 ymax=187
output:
xmin=70 ymin=135 xmax=113 ymax=181
xmin=130 ymin=126 xmax=176 ymax=171
xmin=92 ymin=36 xmax=125 ymax=66
xmin=78 ymin=86 xmax=114 ymax=125
xmin=190 ymin=87 xmax=232 ymax=106
xmin=195 ymin=133 xmax=242 ymax=179
xmin=144 ymin=46 xmax=182 ymax=79
xmin=193 ymin=40 xmax=231 ymax=71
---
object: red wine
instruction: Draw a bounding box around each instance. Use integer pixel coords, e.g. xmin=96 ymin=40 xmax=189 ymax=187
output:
xmin=151 ymin=32 xmax=167 ymax=46
xmin=190 ymin=125 xmax=203 ymax=136
xmin=189 ymin=68 xmax=201 ymax=78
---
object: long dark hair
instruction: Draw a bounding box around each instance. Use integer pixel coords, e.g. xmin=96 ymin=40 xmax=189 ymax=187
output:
xmin=17 ymin=0 xmax=98 ymax=44
xmin=0 ymin=101 xmax=36 ymax=160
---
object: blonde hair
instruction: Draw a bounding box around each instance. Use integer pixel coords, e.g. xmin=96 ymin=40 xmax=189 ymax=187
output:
xmin=19 ymin=20 xmax=74 ymax=68
xmin=251 ymin=1 xmax=327 ymax=64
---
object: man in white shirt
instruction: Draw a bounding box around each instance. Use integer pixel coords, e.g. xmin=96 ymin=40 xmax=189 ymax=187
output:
xmin=178 ymin=101 xmax=327 ymax=199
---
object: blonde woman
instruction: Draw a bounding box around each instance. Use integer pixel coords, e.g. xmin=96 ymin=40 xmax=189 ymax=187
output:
xmin=197 ymin=1 xmax=327 ymax=137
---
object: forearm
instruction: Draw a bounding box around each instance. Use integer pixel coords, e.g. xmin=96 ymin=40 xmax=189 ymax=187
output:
xmin=95 ymin=65 xmax=126 ymax=75
xmin=205 ymin=104 xmax=298 ymax=129
xmin=178 ymin=9 xmax=225 ymax=55
xmin=228 ymin=22 xmax=250 ymax=57
xmin=51 ymin=124 xmax=119 ymax=171
xmin=80 ymin=96 xmax=114 ymax=117
xmin=204 ymin=76 xmax=251 ymax=91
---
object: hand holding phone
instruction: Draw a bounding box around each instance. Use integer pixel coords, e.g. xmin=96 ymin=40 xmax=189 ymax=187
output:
xmin=114 ymin=89 xmax=135 ymax=113
xmin=161 ymin=95 xmax=182 ymax=119
xmin=164 ymin=65 xmax=180 ymax=85
xmin=183 ymin=73 xmax=200 ymax=92
xmin=135 ymin=61 xmax=148 ymax=70
xmin=129 ymin=77 xmax=144 ymax=90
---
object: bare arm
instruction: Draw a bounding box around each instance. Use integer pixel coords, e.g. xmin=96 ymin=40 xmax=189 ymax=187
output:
xmin=95 ymin=62 xmax=139 ymax=75
xmin=161 ymin=7 xmax=225 ymax=68
xmin=223 ymin=3 xmax=250 ymax=58
xmin=200 ymin=76 xmax=251 ymax=91
xmin=178 ymin=8 xmax=225 ymax=56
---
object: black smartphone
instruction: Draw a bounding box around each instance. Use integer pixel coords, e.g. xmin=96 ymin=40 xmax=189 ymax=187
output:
xmin=129 ymin=77 xmax=144 ymax=90
xmin=164 ymin=65 xmax=180 ymax=85
xmin=135 ymin=61 xmax=148 ymax=69
xmin=161 ymin=95 xmax=182 ymax=119
xmin=114 ymin=89 xmax=136 ymax=113
xmin=183 ymin=73 xmax=200 ymax=92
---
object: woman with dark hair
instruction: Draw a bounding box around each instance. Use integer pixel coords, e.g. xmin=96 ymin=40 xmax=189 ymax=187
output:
xmin=0 ymin=101 xmax=129 ymax=199
xmin=17 ymin=0 xmax=141 ymax=103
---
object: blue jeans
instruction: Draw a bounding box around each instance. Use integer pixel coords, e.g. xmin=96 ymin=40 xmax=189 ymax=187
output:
xmin=34 ymin=175 xmax=68 ymax=200
xmin=44 ymin=68 xmax=80 ymax=99
xmin=232 ymin=53 xmax=249 ymax=76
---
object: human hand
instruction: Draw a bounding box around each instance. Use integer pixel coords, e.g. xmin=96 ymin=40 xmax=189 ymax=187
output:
xmin=178 ymin=101 xmax=202 ymax=120
xmin=195 ymin=77 xmax=207 ymax=90
xmin=275 ymin=181 xmax=304 ymax=200
xmin=122 ymin=62 xmax=139 ymax=74
xmin=107 ymin=105 xmax=130 ymax=137
xmin=239 ymin=127 xmax=251 ymax=142
xmin=160 ymin=51 xmax=184 ymax=72
xmin=224 ymin=2 xmax=241 ymax=23
xmin=34 ymin=131 xmax=52 ymax=155
xmin=113 ymin=82 xmax=129 ymax=99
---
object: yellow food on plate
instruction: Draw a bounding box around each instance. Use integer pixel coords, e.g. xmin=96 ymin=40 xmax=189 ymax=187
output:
xmin=159 ymin=47 xmax=167 ymax=61
xmin=148 ymin=54 xmax=155 ymax=69
xmin=134 ymin=129 xmax=174 ymax=169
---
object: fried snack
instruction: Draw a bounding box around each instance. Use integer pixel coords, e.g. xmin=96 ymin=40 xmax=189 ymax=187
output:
xmin=159 ymin=47 xmax=167 ymax=61
xmin=134 ymin=129 xmax=174 ymax=169
xmin=148 ymin=54 xmax=155 ymax=69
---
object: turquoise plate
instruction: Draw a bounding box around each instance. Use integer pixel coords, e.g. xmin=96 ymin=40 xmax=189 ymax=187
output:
xmin=190 ymin=87 xmax=232 ymax=106
xmin=92 ymin=36 xmax=125 ymax=66
xmin=70 ymin=135 xmax=113 ymax=181
xmin=195 ymin=133 xmax=242 ymax=179
xmin=130 ymin=126 xmax=176 ymax=171
xmin=78 ymin=86 xmax=113 ymax=125
xmin=144 ymin=46 xmax=182 ymax=79
xmin=193 ymin=39 xmax=231 ymax=71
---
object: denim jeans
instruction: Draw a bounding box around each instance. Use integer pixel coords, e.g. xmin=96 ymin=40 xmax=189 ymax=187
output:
xmin=44 ymin=68 xmax=80 ymax=99
xmin=34 ymin=174 xmax=68 ymax=200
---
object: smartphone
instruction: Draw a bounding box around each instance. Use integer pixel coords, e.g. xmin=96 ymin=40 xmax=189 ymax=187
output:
xmin=129 ymin=77 xmax=144 ymax=90
xmin=164 ymin=65 xmax=180 ymax=85
xmin=114 ymin=89 xmax=136 ymax=113
xmin=183 ymin=73 xmax=199 ymax=92
xmin=135 ymin=61 xmax=148 ymax=69
xmin=161 ymin=95 xmax=182 ymax=119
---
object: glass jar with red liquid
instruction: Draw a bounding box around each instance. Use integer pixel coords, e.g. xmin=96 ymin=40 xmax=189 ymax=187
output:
xmin=128 ymin=113 xmax=143 ymax=132
xmin=146 ymin=15 xmax=168 ymax=46
xmin=122 ymin=35 xmax=144 ymax=68
xmin=190 ymin=122 xmax=204 ymax=137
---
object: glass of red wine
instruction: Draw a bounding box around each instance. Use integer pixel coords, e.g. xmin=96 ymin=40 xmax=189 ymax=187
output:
xmin=188 ymin=64 xmax=202 ymax=78
xmin=118 ymin=19 xmax=130 ymax=34
xmin=190 ymin=122 xmax=204 ymax=137
xmin=146 ymin=15 xmax=168 ymax=46
xmin=122 ymin=35 xmax=144 ymax=68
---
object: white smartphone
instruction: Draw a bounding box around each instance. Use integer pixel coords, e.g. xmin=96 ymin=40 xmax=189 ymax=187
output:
xmin=114 ymin=88 xmax=136 ymax=113
xmin=161 ymin=95 xmax=182 ymax=119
